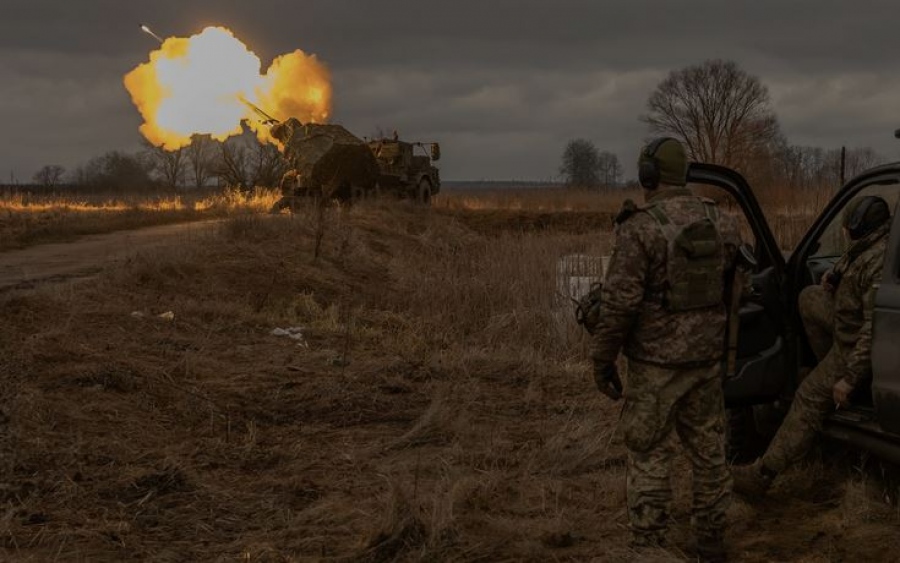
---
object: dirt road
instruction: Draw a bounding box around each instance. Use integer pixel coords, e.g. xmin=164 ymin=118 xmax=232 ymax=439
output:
xmin=0 ymin=220 xmax=223 ymax=292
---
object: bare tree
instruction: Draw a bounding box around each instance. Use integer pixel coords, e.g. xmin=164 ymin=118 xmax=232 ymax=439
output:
xmin=250 ymin=142 xmax=286 ymax=189
xmin=72 ymin=151 xmax=155 ymax=192
xmin=642 ymin=60 xmax=781 ymax=173
xmin=33 ymin=164 xmax=66 ymax=188
xmin=766 ymin=142 xmax=884 ymax=196
xmin=597 ymin=151 xmax=623 ymax=187
xmin=215 ymin=129 xmax=285 ymax=190
xmin=186 ymin=134 xmax=217 ymax=189
xmin=559 ymin=139 xmax=602 ymax=188
xmin=842 ymin=147 xmax=882 ymax=180
xmin=216 ymin=136 xmax=252 ymax=190
xmin=144 ymin=140 xmax=187 ymax=188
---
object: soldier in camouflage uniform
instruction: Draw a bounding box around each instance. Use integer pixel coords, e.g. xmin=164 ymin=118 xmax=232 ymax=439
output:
xmin=591 ymin=137 xmax=741 ymax=561
xmin=733 ymin=195 xmax=891 ymax=496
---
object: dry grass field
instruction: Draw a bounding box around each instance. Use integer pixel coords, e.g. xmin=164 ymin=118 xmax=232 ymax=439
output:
xmin=435 ymin=183 xmax=834 ymax=250
xmin=0 ymin=187 xmax=897 ymax=562
xmin=0 ymin=188 xmax=280 ymax=251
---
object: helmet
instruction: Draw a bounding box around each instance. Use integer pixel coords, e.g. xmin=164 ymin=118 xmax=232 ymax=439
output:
xmin=638 ymin=137 xmax=688 ymax=189
xmin=843 ymin=195 xmax=891 ymax=240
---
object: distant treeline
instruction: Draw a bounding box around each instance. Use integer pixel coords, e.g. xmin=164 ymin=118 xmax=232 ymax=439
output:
xmin=21 ymin=126 xmax=282 ymax=195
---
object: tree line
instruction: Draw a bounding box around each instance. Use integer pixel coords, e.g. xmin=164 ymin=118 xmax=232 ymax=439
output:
xmin=26 ymin=59 xmax=889 ymax=195
xmin=30 ymin=127 xmax=285 ymax=193
xmin=560 ymin=59 xmax=887 ymax=196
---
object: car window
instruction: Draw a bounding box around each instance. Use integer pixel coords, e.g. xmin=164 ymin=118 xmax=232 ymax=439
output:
xmin=810 ymin=182 xmax=900 ymax=259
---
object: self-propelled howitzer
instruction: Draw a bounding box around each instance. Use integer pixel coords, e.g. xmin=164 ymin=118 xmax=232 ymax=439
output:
xmin=268 ymin=117 xmax=380 ymax=210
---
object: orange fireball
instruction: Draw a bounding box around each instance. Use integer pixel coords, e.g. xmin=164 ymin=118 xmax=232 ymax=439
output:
xmin=124 ymin=26 xmax=332 ymax=150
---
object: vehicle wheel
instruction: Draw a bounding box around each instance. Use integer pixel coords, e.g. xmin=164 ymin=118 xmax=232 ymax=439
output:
xmin=334 ymin=181 xmax=354 ymax=201
xmin=416 ymin=178 xmax=432 ymax=205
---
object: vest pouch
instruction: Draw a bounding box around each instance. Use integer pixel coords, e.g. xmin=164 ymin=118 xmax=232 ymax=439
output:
xmin=647 ymin=203 xmax=725 ymax=312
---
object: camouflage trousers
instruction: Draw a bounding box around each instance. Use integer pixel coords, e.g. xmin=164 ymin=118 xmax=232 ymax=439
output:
xmin=799 ymin=284 xmax=835 ymax=362
xmin=622 ymin=360 xmax=731 ymax=545
xmin=762 ymin=285 xmax=840 ymax=473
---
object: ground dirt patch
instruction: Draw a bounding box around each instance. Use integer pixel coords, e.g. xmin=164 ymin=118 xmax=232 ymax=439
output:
xmin=0 ymin=200 xmax=896 ymax=561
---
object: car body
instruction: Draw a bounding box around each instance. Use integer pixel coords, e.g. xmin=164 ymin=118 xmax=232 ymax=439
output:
xmin=686 ymin=162 xmax=900 ymax=463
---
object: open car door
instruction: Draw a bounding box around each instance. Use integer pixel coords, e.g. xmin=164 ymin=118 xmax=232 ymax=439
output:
xmin=686 ymin=164 xmax=788 ymax=405
xmin=783 ymin=163 xmax=900 ymax=433
xmin=869 ymin=172 xmax=900 ymax=434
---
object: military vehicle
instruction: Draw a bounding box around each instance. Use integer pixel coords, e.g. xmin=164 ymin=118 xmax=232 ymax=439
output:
xmin=263 ymin=115 xmax=440 ymax=211
xmin=682 ymin=146 xmax=900 ymax=465
xmin=268 ymin=118 xmax=380 ymax=210
xmin=368 ymin=135 xmax=441 ymax=203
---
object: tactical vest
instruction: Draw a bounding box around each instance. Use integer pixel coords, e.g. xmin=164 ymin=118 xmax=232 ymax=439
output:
xmin=645 ymin=199 xmax=725 ymax=312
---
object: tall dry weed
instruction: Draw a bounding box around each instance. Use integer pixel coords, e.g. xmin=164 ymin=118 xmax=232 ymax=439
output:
xmin=388 ymin=221 xmax=611 ymax=360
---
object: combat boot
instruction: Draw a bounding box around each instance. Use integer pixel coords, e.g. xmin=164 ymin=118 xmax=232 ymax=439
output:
xmin=732 ymin=460 xmax=775 ymax=497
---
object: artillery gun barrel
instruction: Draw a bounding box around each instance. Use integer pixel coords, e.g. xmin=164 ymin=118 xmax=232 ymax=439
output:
xmin=239 ymin=96 xmax=279 ymax=125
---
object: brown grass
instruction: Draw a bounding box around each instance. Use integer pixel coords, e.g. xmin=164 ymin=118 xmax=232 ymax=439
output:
xmin=0 ymin=188 xmax=280 ymax=251
xmin=435 ymin=186 xmax=641 ymax=213
xmin=0 ymin=181 xmax=831 ymax=253
xmin=0 ymin=189 xmax=893 ymax=561
xmin=436 ymin=183 xmax=836 ymax=250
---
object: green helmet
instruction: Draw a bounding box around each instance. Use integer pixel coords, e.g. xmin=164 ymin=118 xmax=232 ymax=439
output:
xmin=842 ymin=195 xmax=890 ymax=240
xmin=638 ymin=137 xmax=688 ymax=189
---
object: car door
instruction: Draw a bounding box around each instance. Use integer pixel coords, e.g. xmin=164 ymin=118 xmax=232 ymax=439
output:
xmin=869 ymin=171 xmax=900 ymax=434
xmin=786 ymin=163 xmax=900 ymax=430
xmin=687 ymin=164 xmax=789 ymax=405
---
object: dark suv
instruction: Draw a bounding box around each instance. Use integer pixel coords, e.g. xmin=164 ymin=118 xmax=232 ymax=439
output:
xmin=687 ymin=162 xmax=900 ymax=463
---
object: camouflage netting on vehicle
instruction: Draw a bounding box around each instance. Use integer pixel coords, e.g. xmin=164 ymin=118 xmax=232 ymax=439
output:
xmin=271 ymin=118 xmax=379 ymax=197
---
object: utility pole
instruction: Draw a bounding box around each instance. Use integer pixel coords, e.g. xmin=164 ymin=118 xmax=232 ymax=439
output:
xmin=839 ymin=146 xmax=846 ymax=186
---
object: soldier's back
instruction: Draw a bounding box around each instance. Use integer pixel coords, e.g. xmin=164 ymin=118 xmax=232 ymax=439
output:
xmin=617 ymin=190 xmax=736 ymax=367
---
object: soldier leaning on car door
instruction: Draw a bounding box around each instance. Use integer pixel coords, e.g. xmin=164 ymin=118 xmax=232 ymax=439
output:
xmin=590 ymin=137 xmax=742 ymax=562
xmin=733 ymin=195 xmax=891 ymax=496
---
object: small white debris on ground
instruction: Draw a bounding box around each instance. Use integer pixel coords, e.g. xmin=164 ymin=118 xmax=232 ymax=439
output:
xmin=271 ymin=326 xmax=309 ymax=348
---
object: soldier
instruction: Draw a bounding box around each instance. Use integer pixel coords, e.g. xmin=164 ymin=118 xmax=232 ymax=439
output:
xmin=591 ymin=137 xmax=742 ymax=561
xmin=733 ymin=195 xmax=891 ymax=496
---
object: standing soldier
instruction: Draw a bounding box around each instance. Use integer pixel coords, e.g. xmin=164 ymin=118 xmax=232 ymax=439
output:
xmin=733 ymin=195 xmax=890 ymax=496
xmin=591 ymin=137 xmax=742 ymax=561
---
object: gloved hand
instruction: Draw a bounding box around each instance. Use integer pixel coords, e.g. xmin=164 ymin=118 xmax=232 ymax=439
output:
xmin=593 ymin=360 xmax=623 ymax=401
xmin=833 ymin=378 xmax=854 ymax=408
xmin=821 ymin=269 xmax=841 ymax=293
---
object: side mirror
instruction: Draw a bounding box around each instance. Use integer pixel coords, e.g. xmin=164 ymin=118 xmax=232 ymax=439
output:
xmin=431 ymin=143 xmax=441 ymax=162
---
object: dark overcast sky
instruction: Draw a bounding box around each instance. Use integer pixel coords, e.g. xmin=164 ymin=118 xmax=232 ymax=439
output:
xmin=2 ymin=0 xmax=899 ymax=182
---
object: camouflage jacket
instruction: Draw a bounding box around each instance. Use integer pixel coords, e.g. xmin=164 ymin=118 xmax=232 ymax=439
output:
xmin=592 ymin=188 xmax=742 ymax=367
xmin=831 ymin=224 xmax=888 ymax=387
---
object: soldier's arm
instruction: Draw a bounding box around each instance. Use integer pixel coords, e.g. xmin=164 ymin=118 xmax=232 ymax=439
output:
xmin=591 ymin=218 xmax=649 ymax=363
xmin=844 ymin=258 xmax=883 ymax=387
